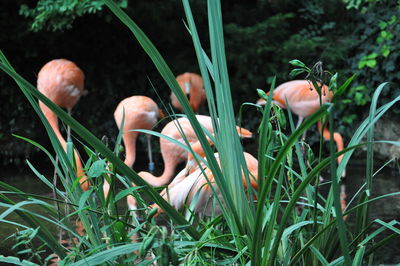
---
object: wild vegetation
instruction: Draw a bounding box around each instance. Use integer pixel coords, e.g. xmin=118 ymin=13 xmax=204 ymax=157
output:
xmin=1 ymin=0 xmax=400 ymax=265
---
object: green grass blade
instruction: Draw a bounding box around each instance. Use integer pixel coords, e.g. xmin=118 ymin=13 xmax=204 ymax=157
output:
xmin=253 ymin=104 xmax=329 ymax=265
xmin=0 ymin=194 xmax=67 ymax=258
xmin=329 ymin=113 xmax=351 ymax=265
xmin=267 ymin=144 xmax=357 ymax=265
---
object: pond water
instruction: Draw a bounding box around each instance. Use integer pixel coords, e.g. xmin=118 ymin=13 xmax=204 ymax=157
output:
xmin=1 ymin=158 xmax=399 ymax=264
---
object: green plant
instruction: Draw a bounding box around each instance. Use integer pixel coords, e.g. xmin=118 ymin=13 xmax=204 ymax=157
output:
xmin=343 ymin=0 xmax=400 ymax=121
xmin=19 ymin=0 xmax=127 ymax=32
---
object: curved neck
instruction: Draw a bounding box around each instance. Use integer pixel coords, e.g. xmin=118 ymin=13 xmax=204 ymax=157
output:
xmin=317 ymin=120 xmax=344 ymax=164
xmin=122 ymin=132 xmax=139 ymax=168
xmin=139 ymin=158 xmax=177 ymax=187
xmin=41 ymin=104 xmax=64 ymax=146
xmin=40 ymin=103 xmax=88 ymax=191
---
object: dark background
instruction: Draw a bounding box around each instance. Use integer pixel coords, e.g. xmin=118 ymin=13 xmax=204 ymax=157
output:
xmin=1 ymin=0 xmax=399 ymax=168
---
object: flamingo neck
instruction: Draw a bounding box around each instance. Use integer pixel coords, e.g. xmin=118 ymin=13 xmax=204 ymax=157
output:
xmin=317 ymin=121 xmax=345 ymax=164
xmin=122 ymin=132 xmax=139 ymax=168
xmin=41 ymin=104 xmax=64 ymax=146
xmin=139 ymin=160 xmax=177 ymax=187
xmin=333 ymin=132 xmax=344 ymax=164
xmin=40 ymin=103 xmax=88 ymax=191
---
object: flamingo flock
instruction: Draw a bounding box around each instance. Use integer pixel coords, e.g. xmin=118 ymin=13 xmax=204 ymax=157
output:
xmin=37 ymin=59 xmax=347 ymax=223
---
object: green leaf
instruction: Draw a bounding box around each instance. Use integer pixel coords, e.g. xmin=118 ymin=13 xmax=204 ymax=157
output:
xmin=0 ymin=255 xmax=39 ymax=266
xmin=388 ymin=15 xmax=397 ymax=25
xmin=381 ymin=45 xmax=391 ymax=57
xmin=87 ymin=159 xmax=108 ymax=178
xmin=378 ymin=21 xmax=387 ymax=30
xmin=289 ymin=68 xmax=306 ymax=77
xmin=367 ymin=53 xmax=378 ymax=59
xmin=376 ymin=36 xmax=384 ymax=44
xmin=359 ymin=54 xmax=378 ymax=69
xmin=289 ymin=59 xmax=306 ymax=68
xmin=365 ymin=59 xmax=376 ymax=68
xmin=115 ymin=186 xmax=143 ymax=202
xmin=257 ymin=89 xmax=267 ymax=100
xmin=329 ymin=72 xmax=338 ymax=92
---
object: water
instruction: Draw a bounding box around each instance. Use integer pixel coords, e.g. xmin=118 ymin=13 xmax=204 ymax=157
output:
xmin=1 ymin=160 xmax=399 ymax=264
xmin=342 ymin=163 xmax=400 ymax=264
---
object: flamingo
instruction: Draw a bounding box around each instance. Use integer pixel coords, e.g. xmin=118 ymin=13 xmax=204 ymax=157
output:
xmin=170 ymin=72 xmax=206 ymax=112
xmin=257 ymin=80 xmax=345 ymax=176
xmin=37 ymin=59 xmax=88 ymax=191
xmin=152 ymin=151 xmax=258 ymax=217
xmin=103 ymin=95 xmax=163 ymax=199
xmin=257 ymin=79 xmax=347 ymax=212
xmin=113 ymin=95 xmax=163 ymax=171
xmin=127 ymin=115 xmax=253 ymax=210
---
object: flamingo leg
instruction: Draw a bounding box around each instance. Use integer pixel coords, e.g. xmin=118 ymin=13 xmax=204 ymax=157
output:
xmin=147 ymin=134 xmax=154 ymax=173
xmin=296 ymin=116 xmax=304 ymax=129
xmin=295 ymin=116 xmax=308 ymax=160
xmin=301 ymin=129 xmax=307 ymax=142
xmin=67 ymin=108 xmax=72 ymax=142
xmin=340 ymin=182 xmax=347 ymax=217
xmin=52 ymin=156 xmax=59 ymax=200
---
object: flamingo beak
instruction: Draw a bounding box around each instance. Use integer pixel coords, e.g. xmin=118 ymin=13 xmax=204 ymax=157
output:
xmin=185 ymin=159 xmax=195 ymax=176
xmin=184 ymin=82 xmax=191 ymax=95
xmin=158 ymin=109 xmax=165 ymax=118
xmin=256 ymin=98 xmax=266 ymax=106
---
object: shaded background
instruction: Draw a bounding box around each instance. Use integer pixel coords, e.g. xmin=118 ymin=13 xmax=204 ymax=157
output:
xmin=1 ymin=0 xmax=399 ymax=168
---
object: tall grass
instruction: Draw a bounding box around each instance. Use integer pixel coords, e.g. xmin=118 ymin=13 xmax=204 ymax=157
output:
xmin=1 ymin=0 xmax=400 ymax=265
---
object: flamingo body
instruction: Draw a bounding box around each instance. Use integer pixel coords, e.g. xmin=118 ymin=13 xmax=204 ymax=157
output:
xmin=114 ymin=95 xmax=161 ymax=167
xmin=155 ymin=152 xmax=258 ymax=217
xmin=170 ymin=72 xmax=206 ymax=112
xmin=258 ymin=80 xmax=333 ymax=118
xmin=104 ymin=96 xmax=162 ymax=202
xmin=137 ymin=115 xmax=215 ymax=188
xmin=38 ymin=59 xmax=85 ymax=110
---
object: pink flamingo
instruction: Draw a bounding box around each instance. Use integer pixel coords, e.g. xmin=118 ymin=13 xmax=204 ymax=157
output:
xmin=257 ymin=80 xmax=345 ymax=173
xmin=37 ymin=59 xmax=88 ymax=191
xmin=257 ymin=80 xmax=347 ymax=211
xmin=103 ymin=95 xmax=162 ymax=198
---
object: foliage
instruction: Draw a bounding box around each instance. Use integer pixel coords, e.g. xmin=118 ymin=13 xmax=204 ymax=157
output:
xmin=338 ymin=0 xmax=400 ymax=128
xmin=19 ymin=0 xmax=127 ymax=32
